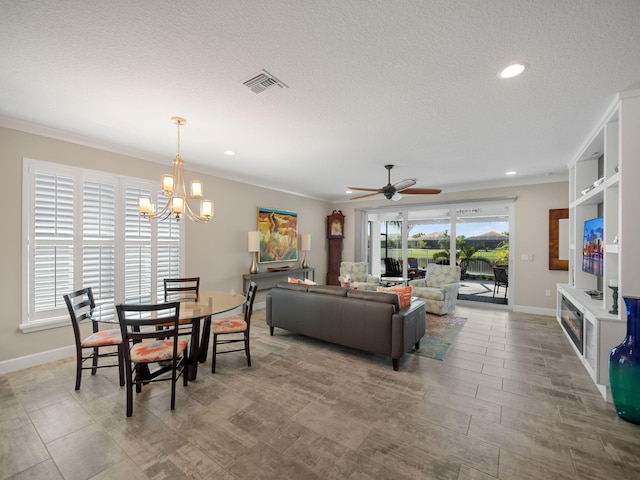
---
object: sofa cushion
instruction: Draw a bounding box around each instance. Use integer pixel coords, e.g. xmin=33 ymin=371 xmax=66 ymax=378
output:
xmin=308 ymin=285 xmax=348 ymax=297
xmin=377 ymin=285 xmax=413 ymax=309
xmin=276 ymin=282 xmax=309 ymax=292
xmin=347 ymin=289 xmax=400 ymax=311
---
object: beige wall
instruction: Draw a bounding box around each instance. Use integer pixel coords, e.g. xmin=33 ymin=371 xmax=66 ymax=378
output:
xmin=0 ymin=125 xmax=569 ymax=367
xmin=0 ymin=126 xmax=330 ymax=363
xmin=332 ymin=181 xmax=570 ymax=313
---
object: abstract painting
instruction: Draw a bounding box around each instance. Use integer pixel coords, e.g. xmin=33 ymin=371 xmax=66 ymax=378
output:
xmin=257 ymin=207 xmax=298 ymax=263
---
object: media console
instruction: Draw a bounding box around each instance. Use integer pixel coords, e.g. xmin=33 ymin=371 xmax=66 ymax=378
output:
xmin=557 ymin=284 xmax=624 ymax=401
xmin=242 ymin=267 xmax=315 ymax=293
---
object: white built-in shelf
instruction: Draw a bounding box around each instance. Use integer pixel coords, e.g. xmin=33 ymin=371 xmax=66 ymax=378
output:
xmin=607 ymin=172 xmax=620 ymax=187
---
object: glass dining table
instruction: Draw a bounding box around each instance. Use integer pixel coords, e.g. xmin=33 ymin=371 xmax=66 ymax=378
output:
xmin=88 ymin=290 xmax=246 ymax=381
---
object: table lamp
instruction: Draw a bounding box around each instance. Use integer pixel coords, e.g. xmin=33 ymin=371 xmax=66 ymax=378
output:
xmin=301 ymin=233 xmax=311 ymax=268
xmin=248 ymin=231 xmax=260 ymax=274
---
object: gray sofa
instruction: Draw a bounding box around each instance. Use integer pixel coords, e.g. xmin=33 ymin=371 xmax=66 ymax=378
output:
xmin=266 ymin=283 xmax=426 ymax=370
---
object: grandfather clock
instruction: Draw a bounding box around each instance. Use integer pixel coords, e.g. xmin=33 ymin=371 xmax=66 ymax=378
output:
xmin=326 ymin=210 xmax=344 ymax=285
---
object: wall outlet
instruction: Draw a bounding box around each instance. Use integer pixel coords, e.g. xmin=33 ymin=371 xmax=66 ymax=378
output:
xmin=545 ymin=289 xmax=551 ymax=297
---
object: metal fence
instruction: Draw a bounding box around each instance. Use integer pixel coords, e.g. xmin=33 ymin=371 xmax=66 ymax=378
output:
xmin=382 ymin=257 xmax=495 ymax=276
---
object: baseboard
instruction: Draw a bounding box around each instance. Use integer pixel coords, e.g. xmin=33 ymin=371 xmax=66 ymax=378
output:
xmin=0 ymin=303 xmax=267 ymax=376
xmin=512 ymin=304 xmax=555 ymax=317
xmin=0 ymin=345 xmax=76 ymax=376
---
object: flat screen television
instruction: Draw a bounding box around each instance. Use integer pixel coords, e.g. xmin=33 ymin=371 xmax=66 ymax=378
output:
xmin=582 ymin=217 xmax=604 ymax=276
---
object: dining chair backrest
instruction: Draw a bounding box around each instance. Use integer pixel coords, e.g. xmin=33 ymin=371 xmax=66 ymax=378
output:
xmin=64 ymin=287 xmax=98 ymax=340
xmin=116 ymin=302 xmax=182 ymax=349
xmin=164 ymin=277 xmax=200 ymax=302
xmin=243 ymin=281 xmax=258 ymax=328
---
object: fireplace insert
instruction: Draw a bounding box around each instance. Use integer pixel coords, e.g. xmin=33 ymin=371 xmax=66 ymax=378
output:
xmin=560 ymin=295 xmax=583 ymax=354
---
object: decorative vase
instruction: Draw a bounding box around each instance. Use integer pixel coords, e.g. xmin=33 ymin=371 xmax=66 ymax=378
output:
xmin=609 ymin=296 xmax=640 ymax=424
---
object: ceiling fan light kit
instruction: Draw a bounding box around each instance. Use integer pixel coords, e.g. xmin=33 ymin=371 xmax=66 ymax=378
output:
xmin=348 ymin=164 xmax=441 ymax=201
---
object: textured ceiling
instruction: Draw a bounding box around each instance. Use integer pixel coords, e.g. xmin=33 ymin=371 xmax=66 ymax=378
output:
xmin=1 ymin=0 xmax=640 ymax=202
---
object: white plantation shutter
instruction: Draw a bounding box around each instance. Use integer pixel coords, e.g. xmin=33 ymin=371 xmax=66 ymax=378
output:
xmin=32 ymin=173 xmax=74 ymax=317
xmin=124 ymin=186 xmax=153 ymax=302
xmin=156 ymin=190 xmax=182 ymax=297
xmin=82 ymin=181 xmax=116 ymax=303
xmin=22 ymin=159 xmax=184 ymax=330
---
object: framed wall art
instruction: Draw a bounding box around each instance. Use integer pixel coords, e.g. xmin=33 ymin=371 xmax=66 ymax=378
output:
xmin=257 ymin=207 xmax=298 ymax=263
xmin=549 ymin=208 xmax=569 ymax=271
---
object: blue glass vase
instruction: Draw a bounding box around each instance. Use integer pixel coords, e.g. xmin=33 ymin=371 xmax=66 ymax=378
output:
xmin=609 ymin=296 xmax=640 ymax=424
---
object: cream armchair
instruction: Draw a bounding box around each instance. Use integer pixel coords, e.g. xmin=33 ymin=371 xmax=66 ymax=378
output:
xmin=409 ymin=263 xmax=461 ymax=315
xmin=338 ymin=262 xmax=380 ymax=291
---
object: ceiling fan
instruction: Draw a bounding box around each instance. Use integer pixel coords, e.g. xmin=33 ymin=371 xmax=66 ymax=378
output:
xmin=349 ymin=164 xmax=441 ymax=201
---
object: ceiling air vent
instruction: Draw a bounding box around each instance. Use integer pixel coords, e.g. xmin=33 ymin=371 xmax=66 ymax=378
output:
xmin=242 ymin=70 xmax=288 ymax=97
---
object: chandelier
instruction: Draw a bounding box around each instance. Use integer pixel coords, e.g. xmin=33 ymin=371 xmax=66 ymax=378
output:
xmin=138 ymin=117 xmax=213 ymax=223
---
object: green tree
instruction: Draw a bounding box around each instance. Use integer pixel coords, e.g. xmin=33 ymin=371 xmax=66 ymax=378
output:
xmin=494 ymin=240 xmax=509 ymax=266
xmin=433 ymin=230 xmax=492 ymax=279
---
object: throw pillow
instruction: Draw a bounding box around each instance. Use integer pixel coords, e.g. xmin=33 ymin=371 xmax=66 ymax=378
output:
xmin=287 ymin=277 xmax=303 ymax=284
xmin=302 ymin=278 xmax=318 ymax=285
xmin=377 ymin=285 xmax=412 ymax=309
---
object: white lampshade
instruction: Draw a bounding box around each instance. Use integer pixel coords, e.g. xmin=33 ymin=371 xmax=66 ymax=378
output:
xmin=200 ymin=199 xmax=213 ymax=218
xmin=191 ymin=180 xmax=203 ymax=198
xmin=138 ymin=197 xmax=151 ymax=214
xmin=172 ymin=197 xmax=184 ymax=214
xmin=301 ymin=233 xmax=311 ymax=251
xmin=248 ymin=231 xmax=260 ymax=252
xmin=161 ymin=174 xmax=174 ymax=194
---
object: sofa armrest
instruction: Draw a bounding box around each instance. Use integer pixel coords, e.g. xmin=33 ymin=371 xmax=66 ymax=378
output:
xmin=390 ymin=300 xmax=426 ymax=363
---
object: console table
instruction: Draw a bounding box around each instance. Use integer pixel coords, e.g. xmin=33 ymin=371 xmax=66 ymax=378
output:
xmin=242 ymin=267 xmax=315 ymax=293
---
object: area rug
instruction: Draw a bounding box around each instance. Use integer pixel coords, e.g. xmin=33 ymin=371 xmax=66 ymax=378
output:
xmin=412 ymin=314 xmax=467 ymax=360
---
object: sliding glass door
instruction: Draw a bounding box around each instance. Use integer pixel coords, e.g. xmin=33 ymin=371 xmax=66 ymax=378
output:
xmin=357 ymin=199 xmax=513 ymax=304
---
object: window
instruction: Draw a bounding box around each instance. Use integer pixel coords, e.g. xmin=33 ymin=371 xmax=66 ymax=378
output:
xmin=21 ymin=159 xmax=184 ymax=332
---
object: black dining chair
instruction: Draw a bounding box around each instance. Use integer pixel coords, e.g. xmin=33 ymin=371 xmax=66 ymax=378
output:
xmin=163 ymin=277 xmax=200 ymax=337
xmin=493 ymin=266 xmax=509 ymax=298
xmin=163 ymin=277 xmax=200 ymax=302
xmin=64 ymin=288 xmax=124 ymax=391
xmin=116 ymin=301 xmax=189 ymax=417
xmin=210 ymin=281 xmax=257 ymax=373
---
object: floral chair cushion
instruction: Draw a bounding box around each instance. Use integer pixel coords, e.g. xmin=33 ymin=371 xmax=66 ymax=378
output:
xmin=212 ymin=318 xmax=247 ymax=334
xmin=80 ymin=329 xmax=122 ymax=348
xmin=130 ymin=339 xmax=189 ymax=363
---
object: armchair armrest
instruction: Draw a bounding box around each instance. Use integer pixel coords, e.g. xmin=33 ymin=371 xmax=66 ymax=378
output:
xmin=409 ymin=278 xmax=428 ymax=288
xmin=365 ymin=275 xmax=380 ymax=284
xmin=440 ymin=282 xmax=460 ymax=297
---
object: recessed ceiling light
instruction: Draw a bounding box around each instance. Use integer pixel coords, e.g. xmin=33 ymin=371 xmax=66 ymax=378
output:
xmin=345 ymin=190 xmax=353 ymax=194
xmin=505 ymin=171 xmax=517 ymax=176
xmin=498 ymin=62 xmax=527 ymax=79
xmin=224 ymin=150 xmax=235 ymax=156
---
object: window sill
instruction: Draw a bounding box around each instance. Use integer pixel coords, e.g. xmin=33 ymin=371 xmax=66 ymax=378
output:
xmin=19 ymin=316 xmax=69 ymax=333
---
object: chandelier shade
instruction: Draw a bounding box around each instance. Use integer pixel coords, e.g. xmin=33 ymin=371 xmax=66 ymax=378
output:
xmin=139 ymin=117 xmax=213 ymax=223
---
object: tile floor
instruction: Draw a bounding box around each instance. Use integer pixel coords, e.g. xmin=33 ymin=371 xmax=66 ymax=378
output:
xmin=2 ymin=305 xmax=640 ymax=479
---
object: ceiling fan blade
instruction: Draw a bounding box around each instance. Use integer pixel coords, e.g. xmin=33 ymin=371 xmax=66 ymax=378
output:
xmin=394 ymin=178 xmax=416 ymax=192
xmin=350 ymin=191 xmax=382 ymax=200
xmin=400 ymin=187 xmax=442 ymax=195
xmin=347 ymin=187 xmax=381 ymax=192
